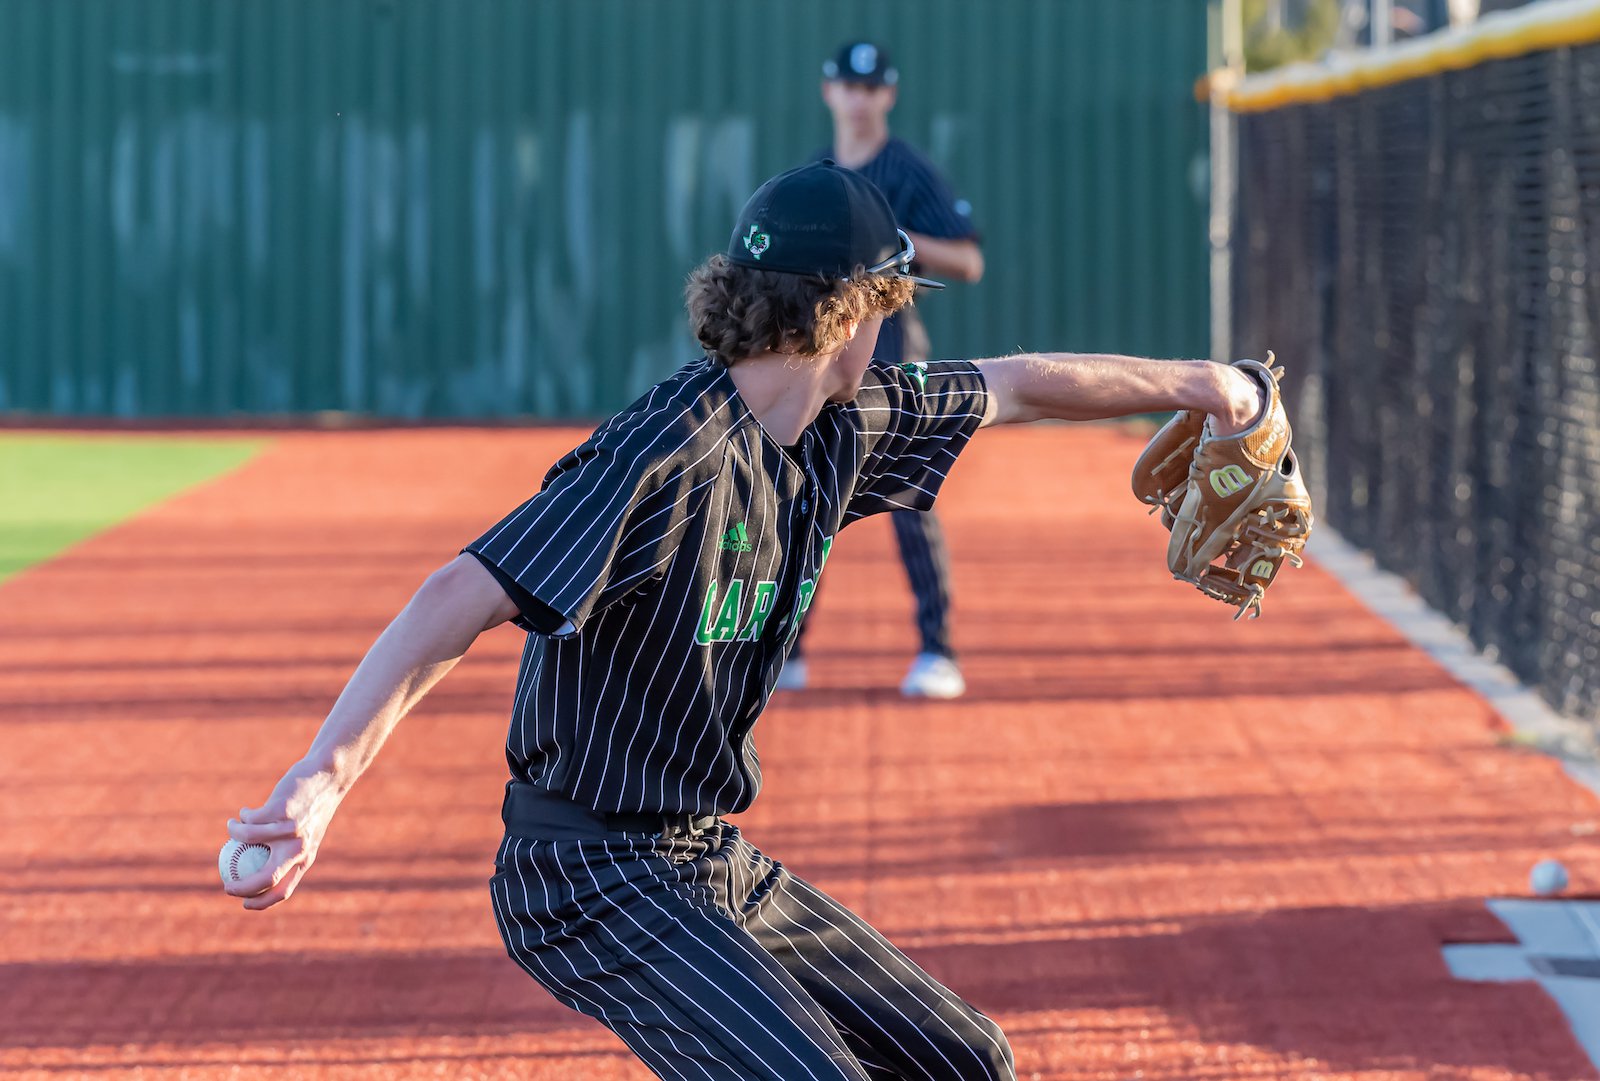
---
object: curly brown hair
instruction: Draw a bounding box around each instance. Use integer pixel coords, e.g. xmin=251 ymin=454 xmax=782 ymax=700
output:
xmin=685 ymin=255 xmax=917 ymax=366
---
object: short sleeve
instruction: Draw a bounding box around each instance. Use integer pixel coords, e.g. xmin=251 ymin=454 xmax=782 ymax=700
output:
xmin=464 ymin=420 xmax=703 ymax=636
xmin=902 ymin=157 xmax=979 ymax=242
xmin=845 ymin=360 xmax=988 ymax=521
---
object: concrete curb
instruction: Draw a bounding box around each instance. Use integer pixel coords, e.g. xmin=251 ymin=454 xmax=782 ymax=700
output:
xmin=1307 ymin=528 xmax=1600 ymax=798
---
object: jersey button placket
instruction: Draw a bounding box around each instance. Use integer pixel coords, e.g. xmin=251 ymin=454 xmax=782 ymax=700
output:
xmin=762 ymin=482 xmax=814 ymax=664
xmin=786 ymin=473 xmax=823 ymax=643
xmin=797 ymin=438 xmax=817 ymax=518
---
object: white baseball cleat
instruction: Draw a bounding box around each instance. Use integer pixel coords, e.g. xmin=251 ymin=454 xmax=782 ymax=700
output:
xmin=900 ymin=653 xmax=965 ymax=699
xmin=774 ymin=658 xmax=808 ymax=691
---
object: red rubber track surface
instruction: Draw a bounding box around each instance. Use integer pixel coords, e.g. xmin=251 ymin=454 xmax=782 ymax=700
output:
xmin=2 ymin=426 xmax=1597 ymax=1080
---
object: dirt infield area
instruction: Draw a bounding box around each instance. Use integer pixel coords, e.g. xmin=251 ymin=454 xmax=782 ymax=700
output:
xmin=2 ymin=426 xmax=1597 ymax=1080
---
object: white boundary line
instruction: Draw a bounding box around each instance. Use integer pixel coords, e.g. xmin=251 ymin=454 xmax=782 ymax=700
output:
xmin=1308 ymin=528 xmax=1600 ymax=797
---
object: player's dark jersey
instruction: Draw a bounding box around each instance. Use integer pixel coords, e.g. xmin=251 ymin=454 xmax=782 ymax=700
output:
xmin=812 ymin=137 xmax=980 ymax=363
xmin=465 ymin=358 xmax=987 ymax=817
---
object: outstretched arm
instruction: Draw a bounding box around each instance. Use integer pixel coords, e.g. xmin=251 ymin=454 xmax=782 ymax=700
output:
xmin=975 ymin=354 xmax=1263 ymax=436
xmin=223 ymin=554 xmax=520 ymax=910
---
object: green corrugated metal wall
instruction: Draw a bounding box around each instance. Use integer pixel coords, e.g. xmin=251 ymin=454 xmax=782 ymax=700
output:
xmin=0 ymin=0 xmax=1210 ymax=419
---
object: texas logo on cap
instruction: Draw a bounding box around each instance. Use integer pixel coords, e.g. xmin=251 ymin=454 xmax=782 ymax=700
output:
xmin=742 ymin=224 xmax=770 ymax=260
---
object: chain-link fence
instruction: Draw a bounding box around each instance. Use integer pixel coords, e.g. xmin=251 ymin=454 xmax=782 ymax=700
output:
xmin=1231 ymin=42 xmax=1600 ymax=726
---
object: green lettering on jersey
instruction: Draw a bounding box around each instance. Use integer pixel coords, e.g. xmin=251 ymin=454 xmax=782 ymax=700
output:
xmin=796 ymin=579 xmax=816 ymax=620
xmin=740 ymin=581 xmax=778 ymax=641
xmin=712 ymin=578 xmax=746 ymax=641
xmin=783 ymin=536 xmax=835 ymax=645
xmin=696 ymin=537 xmax=836 ymax=647
xmin=695 ymin=581 xmax=723 ymax=645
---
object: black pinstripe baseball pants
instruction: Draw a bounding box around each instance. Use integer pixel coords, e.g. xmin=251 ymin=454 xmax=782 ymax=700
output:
xmin=889 ymin=509 xmax=954 ymax=659
xmin=490 ymin=824 xmax=1014 ymax=1080
xmin=796 ymin=509 xmax=955 ymax=660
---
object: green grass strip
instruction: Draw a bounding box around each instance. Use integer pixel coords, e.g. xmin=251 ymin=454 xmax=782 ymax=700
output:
xmin=0 ymin=434 xmax=267 ymax=585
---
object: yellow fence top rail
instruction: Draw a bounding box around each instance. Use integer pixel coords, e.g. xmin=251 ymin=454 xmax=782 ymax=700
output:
xmin=1223 ymin=0 xmax=1600 ymax=112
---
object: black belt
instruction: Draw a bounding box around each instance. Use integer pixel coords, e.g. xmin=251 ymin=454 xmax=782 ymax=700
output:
xmin=501 ymin=781 xmax=719 ymax=841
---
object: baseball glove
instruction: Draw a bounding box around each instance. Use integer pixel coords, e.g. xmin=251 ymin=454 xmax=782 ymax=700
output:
xmin=1181 ymin=448 xmax=1313 ymax=618
xmin=1129 ymin=404 xmax=1206 ymax=531
xmin=1131 ymin=353 xmax=1314 ymax=619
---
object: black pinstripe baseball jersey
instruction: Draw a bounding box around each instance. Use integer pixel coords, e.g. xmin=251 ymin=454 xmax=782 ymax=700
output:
xmin=811 ymin=137 xmax=979 ymax=365
xmin=465 ymin=356 xmax=987 ymax=817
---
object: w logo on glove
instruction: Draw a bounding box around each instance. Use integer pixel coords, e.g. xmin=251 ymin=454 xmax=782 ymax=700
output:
xmin=1209 ymin=464 xmax=1253 ymax=498
xmin=1129 ymin=352 xmax=1314 ymax=619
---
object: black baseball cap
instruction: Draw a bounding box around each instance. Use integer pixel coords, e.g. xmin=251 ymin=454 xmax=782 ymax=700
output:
xmin=726 ymin=160 xmax=943 ymax=289
xmin=822 ymin=40 xmax=899 ymax=87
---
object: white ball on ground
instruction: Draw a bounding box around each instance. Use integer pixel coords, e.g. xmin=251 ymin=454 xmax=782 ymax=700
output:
xmin=218 ymin=839 xmax=271 ymax=888
xmin=1530 ymin=859 xmax=1569 ymax=896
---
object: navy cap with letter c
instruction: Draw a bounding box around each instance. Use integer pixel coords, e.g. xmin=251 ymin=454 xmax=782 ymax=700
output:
xmin=726 ymin=161 xmax=943 ymax=289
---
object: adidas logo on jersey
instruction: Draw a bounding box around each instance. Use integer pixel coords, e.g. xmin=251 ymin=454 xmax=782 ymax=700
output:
xmin=696 ymin=539 xmax=833 ymax=645
xmin=718 ymin=522 xmax=754 ymax=553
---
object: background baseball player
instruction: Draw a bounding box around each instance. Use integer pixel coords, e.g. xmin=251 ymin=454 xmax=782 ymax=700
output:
xmin=779 ymin=40 xmax=985 ymax=699
xmin=221 ymin=161 xmax=1269 ymax=1080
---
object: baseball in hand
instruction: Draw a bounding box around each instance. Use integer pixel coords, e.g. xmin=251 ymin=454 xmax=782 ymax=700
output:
xmin=218 ymin=839 xmax=272 ymax=891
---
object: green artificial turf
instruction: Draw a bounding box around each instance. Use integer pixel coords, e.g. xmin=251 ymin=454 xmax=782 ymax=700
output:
xmin=0 ymin=434 xmax=267 ymax=584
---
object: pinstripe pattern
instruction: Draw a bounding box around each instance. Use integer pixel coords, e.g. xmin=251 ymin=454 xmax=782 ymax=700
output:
xmin=794 ymin=507 xmax=955 ymax=661
xmin=491 ymin=824 xmax=1014 ymax=1080
xmin=470 ymin=354 xmax=1008 ymax=1076
xmin=851 ymin=139 xmax=977 ymax=240
xmin=889 ymin=509 xmax=954 ymax=658
xmin=796 ymin=138 xmax=979 ymax=663
xmin=465 ymin=357 xmax=986 ymax=817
